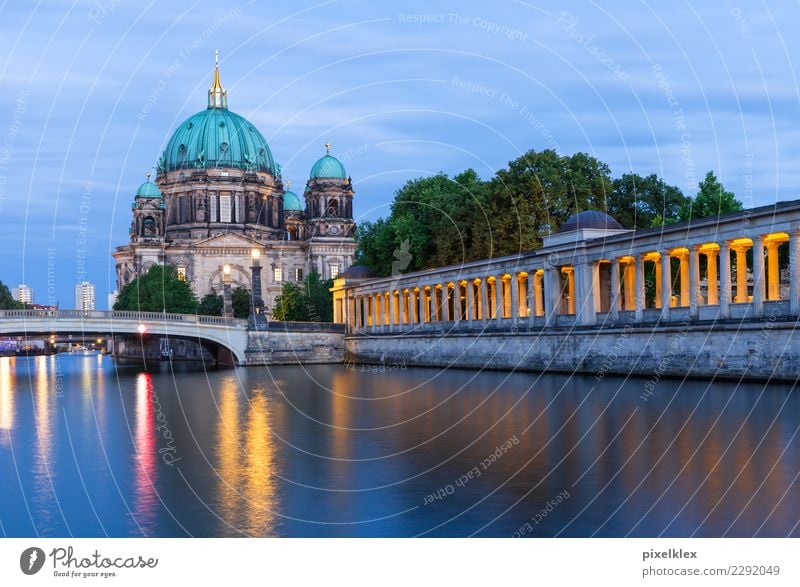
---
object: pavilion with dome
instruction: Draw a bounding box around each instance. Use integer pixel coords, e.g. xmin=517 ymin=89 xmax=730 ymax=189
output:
xmin=113 ymin=57 xmax=356 ymax=311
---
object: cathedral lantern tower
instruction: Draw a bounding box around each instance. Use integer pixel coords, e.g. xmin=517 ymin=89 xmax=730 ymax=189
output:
xmin=304 ymin=143 xmax=356 ymax=279
xmin=130 ymin=173 xmax=165 ymax=243
xmin=305 ymin=143 xmax=355 ymax=238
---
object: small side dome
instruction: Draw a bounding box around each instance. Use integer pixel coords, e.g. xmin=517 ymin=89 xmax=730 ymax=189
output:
xmin=557 ymin=210 xmax=623 ymax=233
xmin=136 ymin=176 xmax=162 ymax=198
xmin=310 ymin=143 xmax=347 ymax=179
xmin=341 ymin=265 xmax=376 ymax=279
xmin=283 ymin=190 xmax=304 ymax=211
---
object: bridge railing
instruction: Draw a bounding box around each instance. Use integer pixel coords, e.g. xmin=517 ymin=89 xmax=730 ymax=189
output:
xmin=0 ymin=309 xmax=247 ymax=326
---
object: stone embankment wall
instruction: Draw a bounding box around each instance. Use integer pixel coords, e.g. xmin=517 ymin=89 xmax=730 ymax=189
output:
xmin=345 ymin=319 xmax=800 ymax=381
xmin=245 ymin=325 xmax=345 ymax=365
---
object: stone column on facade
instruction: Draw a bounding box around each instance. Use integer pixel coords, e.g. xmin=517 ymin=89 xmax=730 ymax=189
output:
xmin=527 ymin=271 xmax=536 ymax=324
xmin=767 ymin=240 xmax=780 ymax=301
xmin=753 ymin=235 xmax=766 ymax=316
xmin=510 ymin=273 xmax=520 ymax=324
xmin=654 ymin=257 xmax=662 ymax=309
xmin=454 ymin=282 xmax=463 ymax=324
xmin=689 ymin=246 xmax=700 ymax=314
xmin=372 ymin=293 xmax=380 ymax=330
xmin=635 ymin=254 xmax=645 ymax=321
xmin=439 ymin=281 xmax=450 ymax=322
xmin=789 ymin=230 xmax=800 ymax=316
xmin=418 ymin=287 xmax=426 ymax=324
xmin=719 ymin=242 xmax=731 ymax=319
xmin=610 ymin=258 xmax=621 ymax=322
xmin=576 ymin=260 xmax=596 ymax=326
xmin=466 ymin=279 xmax=475 ymax=325
xmin=388 ymin=290 xmax=397 ymax=332
xmin=493 ymin=278 xmax=503 ymax=322
xmin=480 ymin=279 xmax=489 ymax=325
xmin=660 ymin=251 xmax=672 ymax=320
xmin=543 ymin=266 xmax=557 ymax=327
xmin=734 ymin=246 xmax=748 ymax=303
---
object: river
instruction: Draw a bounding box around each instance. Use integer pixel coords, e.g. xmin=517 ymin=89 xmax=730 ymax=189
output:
xmin=0 ymin=354 xmax=797 ymax=537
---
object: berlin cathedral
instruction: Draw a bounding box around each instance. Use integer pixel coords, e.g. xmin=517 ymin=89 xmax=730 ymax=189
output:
xmin=113 ymin=57 xmax=357 ymax=311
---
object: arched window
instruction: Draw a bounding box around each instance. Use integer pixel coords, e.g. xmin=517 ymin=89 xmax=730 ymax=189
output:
xmin=142 ymin=216 xmax=156 ymax=236
xmin=326 ymin=199 xmax=339 ymax=217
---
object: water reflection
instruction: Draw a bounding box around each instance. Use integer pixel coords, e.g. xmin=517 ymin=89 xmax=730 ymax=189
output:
xmin=0 ymin=357 xmax=13 ymax=434
xmin=133 ymin=373 xmax=158 ymax=534
xmin=216 ymin=377 xmax=279 ymax=536
xmin=0 ymin=358 xmax=798 ymax=537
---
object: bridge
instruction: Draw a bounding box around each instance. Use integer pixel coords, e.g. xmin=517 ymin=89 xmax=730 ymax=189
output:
xmin=0 ymin=309 xmax=249 ymax=365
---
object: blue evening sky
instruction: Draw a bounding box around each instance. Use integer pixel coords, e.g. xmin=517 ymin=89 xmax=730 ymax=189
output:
xmin=1 ymin=1 xmax=798 ymax=308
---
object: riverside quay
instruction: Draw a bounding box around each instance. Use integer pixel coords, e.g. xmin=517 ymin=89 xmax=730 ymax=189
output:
xmin=332 ymin=201 xmax=800 ymax=381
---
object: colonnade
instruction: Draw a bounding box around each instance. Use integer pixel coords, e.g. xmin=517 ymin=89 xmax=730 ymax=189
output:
xmin=336 ymin=226 xmax=800 ymax=332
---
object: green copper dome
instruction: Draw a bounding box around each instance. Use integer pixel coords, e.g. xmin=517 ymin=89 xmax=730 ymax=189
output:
xmin=310 ymin=152 xmax=347 ymax=180
xmin=160 ymin=108 xmax=276 ymax=174
xmin=136 ymin=179 xmax=162 ymax=198
xmin=283 ymin=190 xmax=304 ymax=211
xmin=159 ymin=60 xmax=276 ymax=174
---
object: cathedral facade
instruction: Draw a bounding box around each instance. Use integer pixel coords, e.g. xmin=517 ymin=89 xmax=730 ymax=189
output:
xmin=112 ymin=59 xmax=356 ymax=311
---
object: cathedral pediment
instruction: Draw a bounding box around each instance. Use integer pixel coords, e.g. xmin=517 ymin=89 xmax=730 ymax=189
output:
xmin=192 ymin=233 xmax=262 ymax=250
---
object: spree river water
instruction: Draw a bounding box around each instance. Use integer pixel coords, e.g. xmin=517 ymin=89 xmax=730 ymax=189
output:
xmin=0 ymin=353 xmax=798 ymax=537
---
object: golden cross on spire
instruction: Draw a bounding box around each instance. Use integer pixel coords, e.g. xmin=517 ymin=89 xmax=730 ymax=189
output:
xmin=208 ymin=50 xmax=227 ymax=109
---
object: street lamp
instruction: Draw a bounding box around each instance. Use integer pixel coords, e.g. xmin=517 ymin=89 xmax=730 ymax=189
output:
xmin=249 ymin=248 xmax=266 ymax=327
xmin=222 ymin=264 xmax=233 ymax=319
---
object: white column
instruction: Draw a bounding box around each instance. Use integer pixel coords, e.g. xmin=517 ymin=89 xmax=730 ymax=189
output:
xmin=466 ymin=280 xmax=475 ymax=325
xmin=790 ymin=231 xmax=800 ymax=315
xmin=719 ymin=243 xmax=731 ymax=319
xmin=398 ymin=290 xmax=406 ymax=330
xmin=388 ymin=291 xmax=396 ymax=331
xmin=689 ymin=246 xmax=700 ymax=314
xmin=454 ymin=282 xmax=463 ymax=324
xmin=528 ymin=270 xmax=537 ymax=326
xmin=417 ymin=287 xmax=426 ymax=324
xmin=610 ymin=259 xmax=620 ymax=322
xmin=592 ymin=262 xmax=602 ymax=317
xmin=493 ymin=277 xmax=504 ymax=322
xmin=753 ymin=235 xmax=765 ymax=316
xmin=635 ymin=254 xmax=644 ymax=322
xmin=372 ymin=293 xmax=380 ymax=329
xmin=660 ymin=251 xmax=672 ymax=320
xmin=544 ymin=266 xmax=558 ymax=327
xmin=510 ymin=273 xmax=520 ymax=323
xmin=480 ymin=279 xmax=489 ymax=325
xmin=440 ymin=282 xmax=449 ymax=322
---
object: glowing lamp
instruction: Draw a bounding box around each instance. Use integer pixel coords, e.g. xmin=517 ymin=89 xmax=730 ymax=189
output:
xmin=137 ymin=324 xmax=147 ymax=335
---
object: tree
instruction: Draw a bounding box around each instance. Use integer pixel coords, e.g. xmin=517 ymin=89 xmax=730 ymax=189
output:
xmin=608 ymin=173 xmax=688 ymax=229
xmin=304 ymin=272 xmax=334 ymax=322
xmin=231 ymin=287 xmax=250 ymax=319
xmin=680 ymin=171 xmax=743 ymax=221
xmin=114 ymin=264 xmax=198 ymax=313
xmin=272 ymin=282 xmax=306 ymax=321
xmin=270 ymin=272 xmax=333 ymax=322
xmin=0 ymin=280 xmax=22 ymax=309
xmin=197 ymin=293 xmax=223 ymax=316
